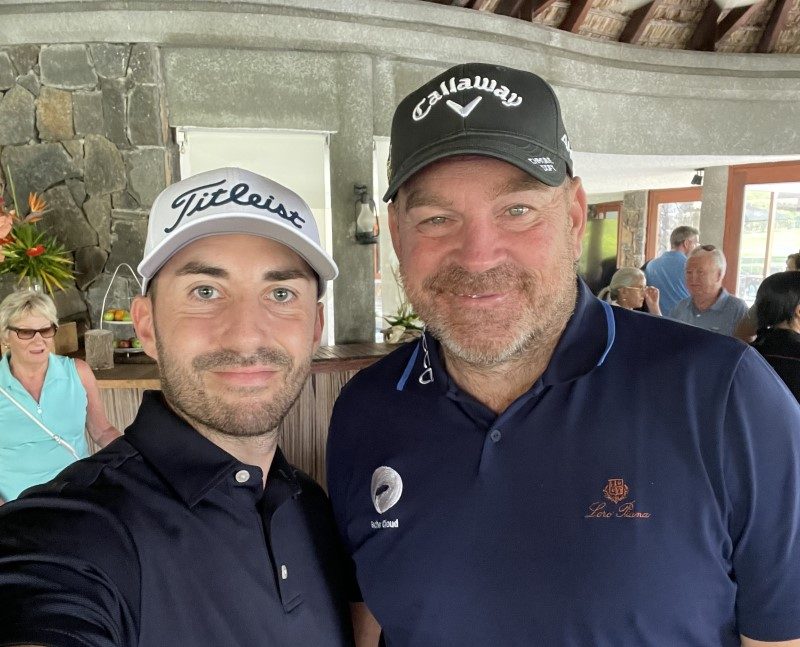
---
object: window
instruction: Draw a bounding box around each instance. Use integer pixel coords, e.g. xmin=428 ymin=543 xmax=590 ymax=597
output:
xmin=735 ymin=183 xmax=800 ymax=305
xmin=645 ymin=187 xmax=702 ymax=260
xmin=176 ymin=127 xmax=336 ymax=344
xmin=724 ymin=161 xmax=800 ymax=302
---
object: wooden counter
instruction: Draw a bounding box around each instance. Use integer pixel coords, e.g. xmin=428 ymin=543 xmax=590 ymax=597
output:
xmin=93 ymin=343 xmax=398 ymax=486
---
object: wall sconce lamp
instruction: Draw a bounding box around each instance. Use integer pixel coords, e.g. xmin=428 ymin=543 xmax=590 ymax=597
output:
xmin=691 ymin=169 xmax=704 ymax=186
xmin=354 ymin=184 xmax=379 ymax=244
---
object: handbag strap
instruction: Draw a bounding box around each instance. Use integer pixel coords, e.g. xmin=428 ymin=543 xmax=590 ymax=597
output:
xmin=0 ymin=383 xmax=80 ymax=459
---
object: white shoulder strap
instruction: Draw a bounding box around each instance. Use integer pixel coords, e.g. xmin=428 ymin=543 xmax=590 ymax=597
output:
xmin=0 ymin=383 xmax=80 ymax=459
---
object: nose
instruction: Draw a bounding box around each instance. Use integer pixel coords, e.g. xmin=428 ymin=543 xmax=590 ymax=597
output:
xmin=451 ymin=215 xmax=507 ymax=274
xmin=220 ymin=297 xmax=275 ymax=352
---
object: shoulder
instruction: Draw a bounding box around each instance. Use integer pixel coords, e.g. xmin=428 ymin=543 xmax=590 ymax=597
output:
xmin=73 ymin=358 xmax=98 ymax=386
xmin=336 ymin=341 xmax=419 ymax=403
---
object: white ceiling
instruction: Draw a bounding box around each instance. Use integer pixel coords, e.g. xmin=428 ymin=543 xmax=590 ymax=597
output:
xmin=576 ymin=152 xmax=800 ymax=201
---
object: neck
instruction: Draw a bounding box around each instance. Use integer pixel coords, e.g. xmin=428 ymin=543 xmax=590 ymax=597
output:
xmin=442 ymin=324 xmax=565 ymax=415
xmin=167 ymin=401 xmax=278 ymax=487
xmin=9 ymin=354 xmax=49 ymax=384
xmin=693 ymin=289 xmax=722 ymax=312
xmin=776 ymin=320 xmax=800 ymax=335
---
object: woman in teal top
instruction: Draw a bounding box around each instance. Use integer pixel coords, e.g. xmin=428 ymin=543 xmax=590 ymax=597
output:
xmin=0 ymin=291 xmax=120 ymax=503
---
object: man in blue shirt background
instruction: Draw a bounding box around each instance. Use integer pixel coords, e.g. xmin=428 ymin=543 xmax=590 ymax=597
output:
xmin=327 ymin=63 xmax=800 ymax=647
xmin=645 ymin=225 xmax=699 ymax=315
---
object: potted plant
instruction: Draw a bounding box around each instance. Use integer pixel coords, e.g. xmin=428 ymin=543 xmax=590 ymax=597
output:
xmin=383 ymin=300 xmax=424 ymax=343
xmin=0 ymin=172 xmax=74 ymax=295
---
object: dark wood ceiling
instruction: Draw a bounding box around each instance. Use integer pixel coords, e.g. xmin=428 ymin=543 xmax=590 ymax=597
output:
xmin=420 ymin=0 xmax=800 ymax=53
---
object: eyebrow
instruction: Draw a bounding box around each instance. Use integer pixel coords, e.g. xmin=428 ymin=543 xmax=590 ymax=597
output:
xmin=174 ymin=262 xmax=313 ymax=283
xmin=400 ymin=175 xmax=556 ymax=212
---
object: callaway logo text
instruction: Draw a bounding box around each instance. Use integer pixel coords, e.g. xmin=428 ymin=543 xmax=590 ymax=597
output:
xmin=413 ymin=75 xmax=522 ymax=122
xmin=165 ymin=179 xmax=306 ymax=233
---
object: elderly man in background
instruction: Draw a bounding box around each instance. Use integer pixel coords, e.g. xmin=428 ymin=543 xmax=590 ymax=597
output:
xmin=669 ymin=244 xmax=749 ymax=336
xmin=0 ymin=168 xmax=355 ymax=646
xmin=644 ymin=225 xmax=699 ymax=315
xmin=327 ymin=62 xmax=800 ymax=647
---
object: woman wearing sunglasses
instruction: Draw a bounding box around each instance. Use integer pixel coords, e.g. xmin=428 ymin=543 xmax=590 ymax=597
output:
xmin=0 ymin=290 xmax=120 ymax=504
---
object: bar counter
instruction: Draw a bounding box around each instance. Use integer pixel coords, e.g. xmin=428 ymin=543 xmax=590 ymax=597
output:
xmin=92 ymin=343 xmax=397 ymax=486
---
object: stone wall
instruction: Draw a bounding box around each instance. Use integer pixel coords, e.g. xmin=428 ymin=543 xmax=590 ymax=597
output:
xmin=0 ymin=43 xmax=173 ymax=326
xmin=619 ymin=191 xmax=648 ymax=268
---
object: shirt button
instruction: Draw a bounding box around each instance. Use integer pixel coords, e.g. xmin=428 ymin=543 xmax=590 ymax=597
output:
xmin=234 ymin=469 xmax=250 ymax=483
xmin=490 ymin=429 xmax=502 ymax=443
xmin=281 ymin=564 xmax=288 ymax=580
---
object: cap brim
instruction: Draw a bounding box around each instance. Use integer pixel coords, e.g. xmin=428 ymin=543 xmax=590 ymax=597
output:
xmin=137 ymin=212 xmax=338 ymax=296
xmin=384 ymin=133 xmax=570 ymax=202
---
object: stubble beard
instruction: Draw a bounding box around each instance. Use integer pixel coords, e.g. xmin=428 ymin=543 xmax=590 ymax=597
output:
xmin=156 ymin=333 xmax=312 ymax=439
xmin=403 ymin=244 xmax=577 ymax=368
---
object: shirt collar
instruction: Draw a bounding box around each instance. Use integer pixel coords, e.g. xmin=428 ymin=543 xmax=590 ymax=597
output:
xmin=398 ymin=279 xmax=613 ymax=393
xmin=708 ymin=288 xmax=731 ymax=312
xmin=124 ymin=391 xmax=300 ymax=508
xmin=0 ymin=352 xmax=63 ymax=390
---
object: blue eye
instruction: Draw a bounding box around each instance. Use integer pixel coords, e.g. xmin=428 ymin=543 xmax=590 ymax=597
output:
xmin=193 ymin=285 xmax=219 ymax=300
xmin=271 ymin=287 xmax=295 ymax=303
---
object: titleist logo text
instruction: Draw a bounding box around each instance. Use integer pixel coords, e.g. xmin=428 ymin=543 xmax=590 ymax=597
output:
xmin=165 ymin=180 xmax=306 ymax=233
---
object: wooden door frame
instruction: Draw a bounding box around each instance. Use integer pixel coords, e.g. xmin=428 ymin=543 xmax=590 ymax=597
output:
xmin=645 ymin=187 xmax=703 ymax=260
xmin=723 ymin=160 xmax=800 ymax=293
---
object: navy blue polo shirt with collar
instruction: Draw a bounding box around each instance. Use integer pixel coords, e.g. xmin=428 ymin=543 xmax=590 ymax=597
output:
xmin=327 ymin=280 xmax=800 ymax=647
xmin=0 ymin=391 xmax=355 ymax=647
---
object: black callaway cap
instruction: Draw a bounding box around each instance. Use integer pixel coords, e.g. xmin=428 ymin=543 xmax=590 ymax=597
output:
xmin=384 ymin=62 xmax=573 ymax=202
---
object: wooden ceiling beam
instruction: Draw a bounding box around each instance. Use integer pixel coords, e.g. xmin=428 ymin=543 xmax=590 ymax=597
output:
xmin=494 ymin=0 xmax=525 ymax=14
xmin=533 ymin=0 xmax=559 ymax=17
xmin=716 ymin=2 xmax=763 ymax=43
xmin=561 ymin=0 xmax=594 ymax=32
xmin=619 ymin=0 xmax=664 ymax=44
xmin=689 ymin=0 xmax=722 ymax=50
xmin=757 ymin=0 xmax=793 ymax=52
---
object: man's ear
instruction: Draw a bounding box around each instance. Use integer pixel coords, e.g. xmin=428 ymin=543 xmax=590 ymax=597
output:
xmin=131 ymin=294 xmax=158 ymax=362
xmin=568 ymin=177 xmax=588 ymax=259
xmin=388 ymin=201 xmax=402 ymax=259
xmin=313 ymin=301 xmax=324 ymax=351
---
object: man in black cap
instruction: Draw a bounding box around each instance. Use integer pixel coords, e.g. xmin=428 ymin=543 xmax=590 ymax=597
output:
xmin=327 ymin=63 xmax=800 ymax=646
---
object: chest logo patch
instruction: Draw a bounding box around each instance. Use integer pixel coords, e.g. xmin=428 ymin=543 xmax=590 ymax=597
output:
xmin=585 ymin=478 xmax=651 ymax=519
xmin=371 ymin=466 xmax=403 ymax=514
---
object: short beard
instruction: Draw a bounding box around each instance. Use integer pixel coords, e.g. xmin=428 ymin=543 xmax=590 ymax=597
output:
xmin=403 ymin=253 xmax=577 ymax=368
xmin=156 ymin=336 xmax=312 ymax=439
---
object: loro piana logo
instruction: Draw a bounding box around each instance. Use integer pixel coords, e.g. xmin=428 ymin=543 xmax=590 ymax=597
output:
xmin=585 ymin=478 xmax=651 ymax=519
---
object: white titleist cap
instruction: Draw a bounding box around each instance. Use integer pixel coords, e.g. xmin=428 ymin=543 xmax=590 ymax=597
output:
xmin=137 ymin=167 xmax=338 ymax=295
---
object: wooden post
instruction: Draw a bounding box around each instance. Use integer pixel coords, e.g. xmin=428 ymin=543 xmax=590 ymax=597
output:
xmin=84 ymin=329 xmax=114 ymax=370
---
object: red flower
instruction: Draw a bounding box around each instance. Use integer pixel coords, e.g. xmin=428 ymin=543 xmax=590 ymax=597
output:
xmin=26 ymin=244 xmax=46 ymax=257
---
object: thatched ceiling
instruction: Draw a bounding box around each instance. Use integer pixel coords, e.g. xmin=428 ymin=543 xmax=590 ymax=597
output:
xmin=420 ymin=0 xmax=800 ymax=53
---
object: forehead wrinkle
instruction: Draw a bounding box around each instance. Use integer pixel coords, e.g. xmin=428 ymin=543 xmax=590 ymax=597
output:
xmin=490 ymin=175 xmax=553 ymax=201
xmin=401 ymin=187 xmax=456 ymax=213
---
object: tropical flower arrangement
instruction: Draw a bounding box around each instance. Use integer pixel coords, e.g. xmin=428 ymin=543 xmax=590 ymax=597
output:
xmin=0 ymin=173 xmax=74 ymax=295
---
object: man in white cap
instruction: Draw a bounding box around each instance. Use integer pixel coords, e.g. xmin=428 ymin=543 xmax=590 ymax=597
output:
xmin=0 ymin=168 xmax=355 ymax=646
xmin=326 ymin=63 xmax=800 ymax=647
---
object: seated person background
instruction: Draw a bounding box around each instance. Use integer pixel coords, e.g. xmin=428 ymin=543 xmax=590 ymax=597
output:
xmin=0 ymin=290 xmax=120 ymax=504
xmin=735 ymin=249 xmax=800 ymax=342
xmin=669 ymin=245 xmax=748 ymax=336
xmin=597 ymin=267 xmax=661 ymax=314
xmin=750 ymin=270 xmax=800 ymax=401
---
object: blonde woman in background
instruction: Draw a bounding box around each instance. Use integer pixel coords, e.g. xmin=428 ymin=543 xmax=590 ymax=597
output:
xmin=598 ymin=267 xmax=662 ymax=315
xmin=0 ymin=291 xmax=120 ymax=504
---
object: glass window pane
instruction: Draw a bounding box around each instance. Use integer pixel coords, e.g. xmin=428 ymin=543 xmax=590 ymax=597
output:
xmin=655 ymin=201 xmax=702 ymax=257
xmin=736 ymin=184 xmax=800 ymax=305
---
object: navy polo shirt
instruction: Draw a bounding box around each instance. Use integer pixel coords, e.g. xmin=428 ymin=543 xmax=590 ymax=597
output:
xmin=327 ymin=281 xmax=800 ymax=646
xmin=0 ymin=391 xmax=354 ymax=647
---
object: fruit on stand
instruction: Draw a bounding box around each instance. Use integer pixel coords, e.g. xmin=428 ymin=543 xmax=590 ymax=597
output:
xmin=103 ymin=310 xmax=115 ymax=321
xmin=117 ymin=339 xmax=131 ymax=349
xmin=131 ymin=338 xmax=143 ymax=349
xmin=103 ymin=308 xmax=132 ymax=321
